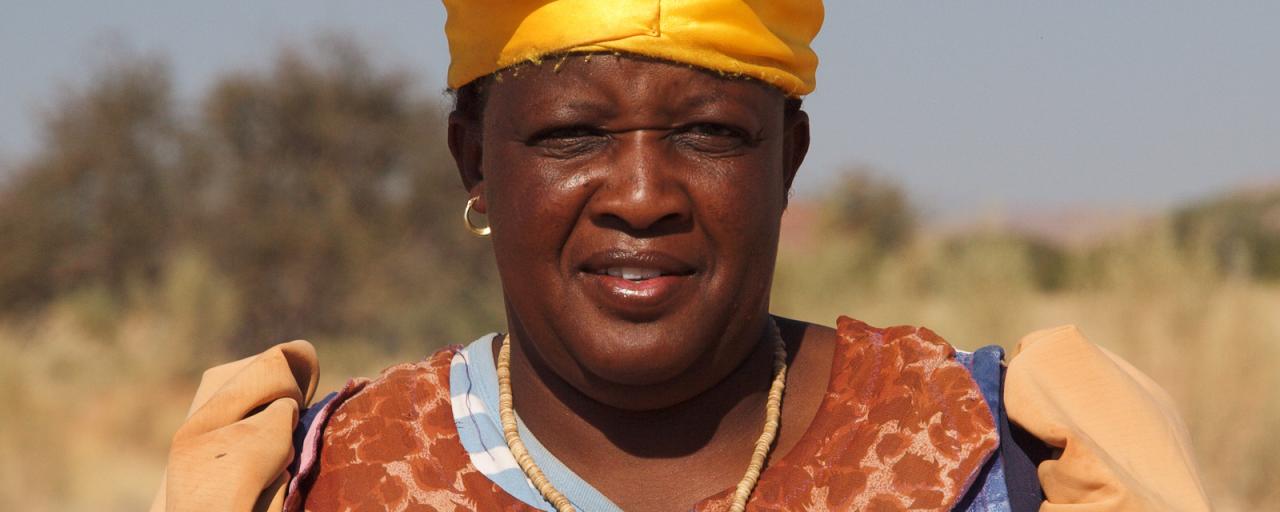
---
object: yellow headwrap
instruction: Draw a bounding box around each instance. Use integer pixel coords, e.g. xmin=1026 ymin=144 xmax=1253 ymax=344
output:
xmin=443 ymin=0 xmax=824 ymax=96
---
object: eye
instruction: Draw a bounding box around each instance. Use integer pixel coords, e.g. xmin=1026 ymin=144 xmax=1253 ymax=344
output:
xmin=689 ymin=123 xmax=743 ymax=138
xmin=532 ymin=125 xmax=601 ymax=141
xmin=673 ymin=122 xmax=754 ymax=154
xmin=526 ymin=125 xmax=608 ymax=156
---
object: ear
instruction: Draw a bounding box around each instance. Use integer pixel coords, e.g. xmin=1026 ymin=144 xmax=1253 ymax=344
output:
xmin=781 ymin=109 xmax=810 ymax=205
xmin=449 ymin=111 xmax=485 ymax=199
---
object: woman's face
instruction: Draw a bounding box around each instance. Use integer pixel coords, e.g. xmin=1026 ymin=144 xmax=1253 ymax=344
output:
xmin=451 ymin=55 xmax=809 ymax=409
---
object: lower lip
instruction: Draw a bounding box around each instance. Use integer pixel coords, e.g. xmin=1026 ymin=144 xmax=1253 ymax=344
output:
xmin=580 ymin=273 xmax=691 ymax=317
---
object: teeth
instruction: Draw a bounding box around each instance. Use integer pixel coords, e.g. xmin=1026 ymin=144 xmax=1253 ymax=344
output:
xmin=604 ymin=267 xmax=661 ymax=281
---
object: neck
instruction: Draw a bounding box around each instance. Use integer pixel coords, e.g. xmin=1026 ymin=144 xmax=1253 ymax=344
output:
xmin=493 ymin=315 xmax=840 ymax=511
xmin=503 ymin=323 xmax=778 ymax=460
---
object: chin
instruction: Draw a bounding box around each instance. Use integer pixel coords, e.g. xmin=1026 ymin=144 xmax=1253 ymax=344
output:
xmin=567 ymin=322 xmax=709 ymax=388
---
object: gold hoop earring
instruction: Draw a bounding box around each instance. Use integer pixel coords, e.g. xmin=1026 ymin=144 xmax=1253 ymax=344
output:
xmin=464 ymin=196 xmax=491 ymax=236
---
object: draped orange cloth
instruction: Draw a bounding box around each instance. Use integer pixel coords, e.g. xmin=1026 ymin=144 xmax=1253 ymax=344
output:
xmin=149 ymin=340 xmax=319 ymax=512
xmin=1005 ymin=326 xmax=1210 ymax=510
xmin=442 ymin=0 xmax=824 ymax=96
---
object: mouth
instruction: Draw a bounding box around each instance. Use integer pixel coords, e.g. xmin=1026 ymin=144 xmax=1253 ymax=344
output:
xmin=590 ymin=267 xmax=684 ymax=281
xmin=578 ymin=249 xmax=697 ymax=278
xmin=576 ymin=250 xmax=699 ymax=319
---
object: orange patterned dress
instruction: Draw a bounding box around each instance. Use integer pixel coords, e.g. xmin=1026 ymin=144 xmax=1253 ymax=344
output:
xmin=294 ymin=317 xmax=999 ymax=511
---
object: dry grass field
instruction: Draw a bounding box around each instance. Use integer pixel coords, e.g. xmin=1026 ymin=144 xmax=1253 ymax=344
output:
xmin=1 ymin=219 xmax=1277 ymax=510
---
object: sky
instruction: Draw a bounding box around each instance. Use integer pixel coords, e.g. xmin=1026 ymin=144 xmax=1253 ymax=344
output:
xmin=2 ymin=1 xmax=1276 ymax=214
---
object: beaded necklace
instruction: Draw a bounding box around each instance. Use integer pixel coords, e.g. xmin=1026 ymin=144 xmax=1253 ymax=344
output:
xmin=496 ymin=319 xmax=789 ymax=512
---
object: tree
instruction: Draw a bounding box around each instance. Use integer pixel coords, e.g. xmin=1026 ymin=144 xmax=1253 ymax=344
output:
xmin=0 ymin=52 xmax=181 ymax=310
xmin=0 ymin=38 xmax=504 ymax=351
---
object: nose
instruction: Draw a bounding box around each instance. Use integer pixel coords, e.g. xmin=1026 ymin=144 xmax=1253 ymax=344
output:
xmin=586 ymin=132 xmax=692 ymax=234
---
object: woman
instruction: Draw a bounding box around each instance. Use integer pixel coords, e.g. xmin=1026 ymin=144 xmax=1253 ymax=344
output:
xmin=153 ymin=2 xmax=1209 ymax=511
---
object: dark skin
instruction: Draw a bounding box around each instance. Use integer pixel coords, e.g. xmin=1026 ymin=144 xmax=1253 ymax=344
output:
xmin=449 ymin=54 xmax=838 ymax=511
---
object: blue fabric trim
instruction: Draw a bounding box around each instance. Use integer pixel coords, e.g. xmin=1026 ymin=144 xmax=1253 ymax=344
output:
xmin=290 ymin=391 xmax=336 ymax=476
xmin=954 ymin=346 xmax=1012 ymax=512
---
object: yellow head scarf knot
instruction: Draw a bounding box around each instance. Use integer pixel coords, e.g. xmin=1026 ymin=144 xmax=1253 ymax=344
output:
xmin=443 ymin=0 xmax=824 ymax=96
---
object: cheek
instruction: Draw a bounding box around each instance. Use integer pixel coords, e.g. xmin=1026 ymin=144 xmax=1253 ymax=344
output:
xmin=483 ymin=145 xmax=592 ymax=271
xmin=693 ymin=157 xmax=788 ymax=249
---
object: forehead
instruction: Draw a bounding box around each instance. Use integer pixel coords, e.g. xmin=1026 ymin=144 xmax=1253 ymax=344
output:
xmin=481 ymin=53 xmax=785 ymax=118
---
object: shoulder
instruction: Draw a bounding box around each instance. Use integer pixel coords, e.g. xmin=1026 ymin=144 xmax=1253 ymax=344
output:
xmin=775 ymin=315 xmax=999 ymax=510
xmin=334 ymin=346 xmax=459 ymax=413
xmin=777 ymin=314 xmax=963 ymax=366
xmin=833 ymin=316 xmax=990 ymax=426
xmin=830 ymin=316 xmax=973 ymax=389
xmin=319 ymin=345 xmax=461 ymax=449
xmin=778 ymin=315 xmax=977 ymax=398
xmin=302 ymin=345 xmax=493 ymax=509
xmin=834 ymin=315 xmax=957 ymax=353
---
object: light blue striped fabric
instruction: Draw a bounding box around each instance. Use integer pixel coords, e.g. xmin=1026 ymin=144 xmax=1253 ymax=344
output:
xmin=449 ymin=334 xmax=623 ymax=511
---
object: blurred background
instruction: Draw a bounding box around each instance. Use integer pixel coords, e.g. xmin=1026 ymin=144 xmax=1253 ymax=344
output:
xmin=1 ymin=2 xmax=1276 ymax=510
